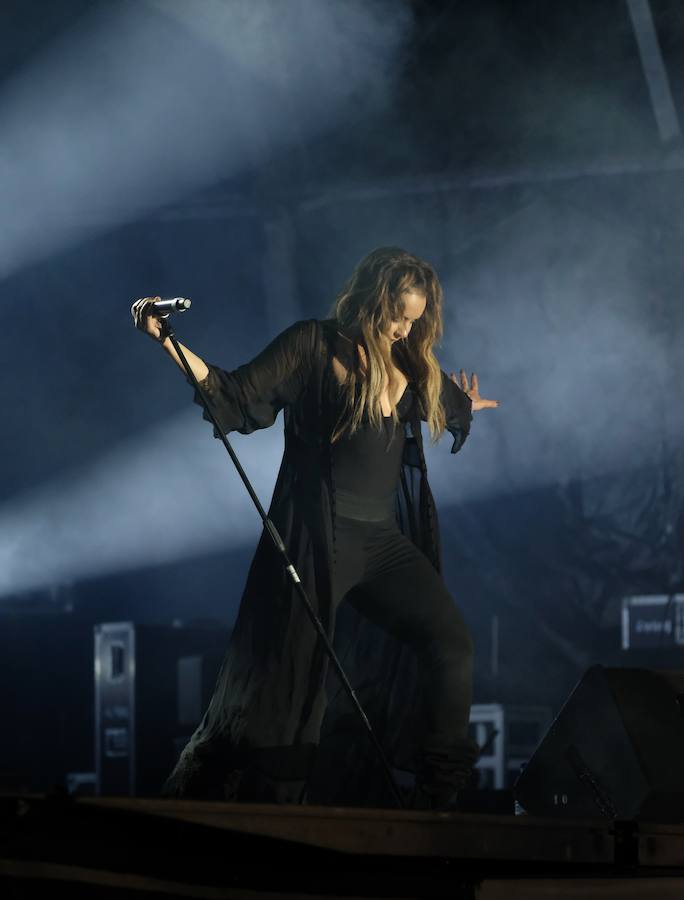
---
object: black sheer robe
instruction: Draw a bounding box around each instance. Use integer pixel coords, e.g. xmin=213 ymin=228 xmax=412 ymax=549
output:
xmin=163 ymin=317 xmax=472 ymax=804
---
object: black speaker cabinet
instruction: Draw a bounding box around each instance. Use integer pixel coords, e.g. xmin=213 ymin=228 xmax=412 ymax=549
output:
xmin=94 ymin=622 xmax=229 ymax=797
xmin=514 ymin=666 xmax=684 ymax=821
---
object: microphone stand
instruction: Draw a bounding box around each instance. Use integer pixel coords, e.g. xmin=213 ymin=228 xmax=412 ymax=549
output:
xmin=160 ymin=317 xmax=405 ymax=810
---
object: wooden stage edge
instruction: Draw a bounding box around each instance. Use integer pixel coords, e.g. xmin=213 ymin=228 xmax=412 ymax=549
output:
xmin=3 ymin=793 xmax=684 ymax=898
xmin=84 ymin=795 xmax=684 ymax=867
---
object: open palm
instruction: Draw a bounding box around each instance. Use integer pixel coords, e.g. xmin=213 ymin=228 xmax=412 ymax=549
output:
xmin=450 ymin=370 xmax=499 ymax=412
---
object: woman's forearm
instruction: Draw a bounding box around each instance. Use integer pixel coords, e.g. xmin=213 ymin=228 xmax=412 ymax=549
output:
xmin=161 ymin=337 xmax=209 ymax=383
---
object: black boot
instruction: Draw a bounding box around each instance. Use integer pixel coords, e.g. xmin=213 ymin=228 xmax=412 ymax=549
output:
xmin=412 ymin=734 xmax=480 ymax=811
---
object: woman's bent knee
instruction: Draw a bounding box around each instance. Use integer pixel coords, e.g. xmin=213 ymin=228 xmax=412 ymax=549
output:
xmin=422 ymin=614 xmax=473 ymax=671
xmin=439 ymin=603 xmax=473 ymax=657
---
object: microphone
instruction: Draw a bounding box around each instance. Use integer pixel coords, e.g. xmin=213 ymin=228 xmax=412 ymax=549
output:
xmin=149 ymin=297 xmax=192 ymax=316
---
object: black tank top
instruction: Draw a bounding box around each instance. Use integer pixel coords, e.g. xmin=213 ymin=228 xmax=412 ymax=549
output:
xmin=333 ymin=387 xmax=413 ymax=520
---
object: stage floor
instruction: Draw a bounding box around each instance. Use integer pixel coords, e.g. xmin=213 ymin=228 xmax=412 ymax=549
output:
xmin=2 ymin=794 xmax=684 ymax=898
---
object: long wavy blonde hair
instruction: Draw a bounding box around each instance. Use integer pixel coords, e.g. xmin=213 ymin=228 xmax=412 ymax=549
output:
xmin=330 ymin=246 xmax=446 ymax=443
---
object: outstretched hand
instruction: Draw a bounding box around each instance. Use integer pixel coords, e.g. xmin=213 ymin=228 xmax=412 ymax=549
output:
xmin=450 ymin=370 xmax=499 ymax=412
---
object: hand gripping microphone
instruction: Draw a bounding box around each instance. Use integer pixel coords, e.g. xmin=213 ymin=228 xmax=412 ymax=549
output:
xmin=149 ymin=297 xmax=192 ymax=316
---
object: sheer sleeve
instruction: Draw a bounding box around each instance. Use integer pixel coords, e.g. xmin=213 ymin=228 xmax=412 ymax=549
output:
xmin=440 ymin=369 xmax=473 ymax=454
xmin=190 ymin=319 xmax=317 ymax=436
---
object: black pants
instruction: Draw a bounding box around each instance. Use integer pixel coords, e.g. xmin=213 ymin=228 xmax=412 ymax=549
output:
xmin=333 ymin=514 xmax=474 ymax=752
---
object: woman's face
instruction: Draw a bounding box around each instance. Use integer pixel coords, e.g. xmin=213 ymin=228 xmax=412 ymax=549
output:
xmin=383 ymin=290 xmax=427 ymax=344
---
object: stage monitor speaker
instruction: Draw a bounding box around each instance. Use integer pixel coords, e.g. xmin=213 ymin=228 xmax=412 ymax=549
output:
xmin=95 ymin=621 xmax=229 ymax=797
xmin=514 ymin=665 xmax=684 ymax=821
